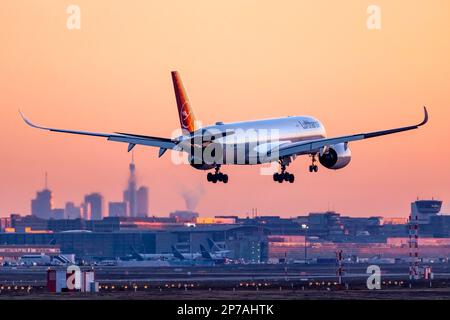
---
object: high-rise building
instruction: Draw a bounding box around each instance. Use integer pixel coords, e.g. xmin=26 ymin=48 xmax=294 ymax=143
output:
xmin=81 ymin=203 xmax=88 ymax=220
xmin=65 ymin=202 xmax=81 ymax=219
xmin=121 ymin=153 xmax=150 ymax=218
xmin=109 ymin=202 xmax=127 ymax=217
xmin=51 ymin=208 xmax=65 ymax=220
xmin=84 ymin=193 xmax=103 ymax=221
xmin=123 ymin=154 xmax=137 ymax=217
xmin=0 ymin=217 xmax=11 ymax=232
xmin=31 ymin=189 xmax=53 ymax=219
xmin=137 ymin=186 xmax=149 ymax=217
xmin=31 ymin=173 xmax=54 ymax=220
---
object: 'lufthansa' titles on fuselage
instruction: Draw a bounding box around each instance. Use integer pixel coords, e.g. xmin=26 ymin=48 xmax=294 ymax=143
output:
xmin=298 ymin=119 xmax=320 ymax=129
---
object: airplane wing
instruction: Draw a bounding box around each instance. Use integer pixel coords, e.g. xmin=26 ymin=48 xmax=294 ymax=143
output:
xmin=19 ymin=111 xmax=177 ymax=153
xmin=274 ymin=107 xmax=428 ymax=158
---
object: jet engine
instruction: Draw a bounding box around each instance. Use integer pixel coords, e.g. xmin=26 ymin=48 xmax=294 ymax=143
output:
xmin=319 ymin=143 xmax=351 ymax=169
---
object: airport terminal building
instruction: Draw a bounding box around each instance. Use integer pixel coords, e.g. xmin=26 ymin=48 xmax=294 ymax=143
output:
xmin=0 ymin=222 xmax=269 ymax=262
xmin=1 ymin=199 xmax=449 ymax=263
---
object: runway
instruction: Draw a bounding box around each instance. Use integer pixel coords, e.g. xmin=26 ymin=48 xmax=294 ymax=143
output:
xmin=2 ymin=262 xmax=450 ymax=286
xmin=2 ymin=263 xmax=450 ymax=299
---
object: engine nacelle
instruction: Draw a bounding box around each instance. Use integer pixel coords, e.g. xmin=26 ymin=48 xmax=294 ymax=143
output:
xmin=319 ymin=143 xmax=351 ymax=170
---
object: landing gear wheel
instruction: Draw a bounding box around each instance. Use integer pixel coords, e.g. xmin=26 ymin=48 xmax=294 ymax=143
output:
xmin=288 ymin=173 xmax=295 ymax=183
xmin=277 ymin=175 xmax=284 ymax=183
xmin=207 ymin=166 xmax=228 ymax=183
xmin=313 ymin=165 xmax=318 ymax=172
xmin=274 ymin=159 xmax=295 ymax=183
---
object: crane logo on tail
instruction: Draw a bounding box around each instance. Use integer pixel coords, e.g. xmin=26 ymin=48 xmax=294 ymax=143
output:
xmin=172 ymin=71 xmax=196 ymax=133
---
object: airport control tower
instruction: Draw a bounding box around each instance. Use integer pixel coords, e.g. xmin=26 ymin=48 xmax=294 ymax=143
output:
xmin=410 ymin=199 xmax=442 ymax=224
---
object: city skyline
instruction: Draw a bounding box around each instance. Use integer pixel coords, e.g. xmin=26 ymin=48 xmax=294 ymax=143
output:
xmin=22 ymin=156 xmax=151 ymax=220
xmin=1 ymin=2 xmax=449 ymax=218
xmin=9 ymin=168 xmax=448 ymax=220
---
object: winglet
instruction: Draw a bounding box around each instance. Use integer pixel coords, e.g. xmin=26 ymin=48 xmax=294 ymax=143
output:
xmin=418 ymin=106 xmax=428 ymax=127
xmin=19 ymin=110 xmax=48 ymax=131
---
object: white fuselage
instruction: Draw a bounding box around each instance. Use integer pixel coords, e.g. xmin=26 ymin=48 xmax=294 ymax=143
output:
xmin=186 ymin=116 xmax=327 ymax=167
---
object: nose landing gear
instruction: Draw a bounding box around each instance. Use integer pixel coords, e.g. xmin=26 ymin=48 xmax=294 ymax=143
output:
xmin=309 ymin=154 xmax=319 ymax=173
xmin=207 ymin=166 xmax=228 ymax=183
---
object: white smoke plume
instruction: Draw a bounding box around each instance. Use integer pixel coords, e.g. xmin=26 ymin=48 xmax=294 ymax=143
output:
xmin=180 ymin=184 xmax=205 ymax=211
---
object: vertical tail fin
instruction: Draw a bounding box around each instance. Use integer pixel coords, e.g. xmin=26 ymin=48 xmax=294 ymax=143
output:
xmin=207 ymin=238 xmax=221 ymax=252
xmin=171 ymin=245 xmax=185 ymax=260
xmin=129 ymin=246 xmax=144 ymax=261
xmin=200 ymin=244 xmax=213 ymax=260
xmin=171 ymin=71 xmax=197 ymax=133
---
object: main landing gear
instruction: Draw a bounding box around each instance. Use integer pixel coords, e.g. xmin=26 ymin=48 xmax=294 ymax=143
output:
xmin=273 ymin=163 xmax=295 ymax=183
xmin=207 ymin=166 xmax=228 ymax=183
xmin=309 ymin=154 xmax=319 ymax=173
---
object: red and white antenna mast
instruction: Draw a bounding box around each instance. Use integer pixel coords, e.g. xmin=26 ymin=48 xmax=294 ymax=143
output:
xmin=408 ymin=207 xmax=420 ymax=282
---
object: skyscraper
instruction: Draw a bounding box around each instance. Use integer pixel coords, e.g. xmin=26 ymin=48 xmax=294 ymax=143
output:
xmin=31 ymin=172 xmax=53 ymax=219
xmin=123 ymin=153 xmax=137 ymax=217
xmin=108 ymin=202 xmax=127 ymax=217
xmin=84 ymin=193 xmax=103 ymax=221
xmin=137 ymin=186 xmax=149 ymax=217
xmin=65 ymin=202 xmax=82 ymax=219
xmin=51 ymin=208 xmax=65 ymax=219
xmin=31 ymin=189 xmax=53 ymax=219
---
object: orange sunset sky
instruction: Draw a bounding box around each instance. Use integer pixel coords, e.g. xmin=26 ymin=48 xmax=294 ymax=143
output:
xmin=1 ymin=1 xmax=449 ymax=218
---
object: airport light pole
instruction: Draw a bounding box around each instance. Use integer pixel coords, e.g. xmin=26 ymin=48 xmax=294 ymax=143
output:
xmin=190 ymin=233 xmax=194 ymax=265
xmin=301 ymin=224 xmax=309 ymax=264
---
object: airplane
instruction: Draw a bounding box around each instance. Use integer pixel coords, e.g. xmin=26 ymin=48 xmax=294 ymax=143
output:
xmin=120 ymin=246 xmax=216 ymax=266
xmin=199 ymin=244 xmax=229 ymax=264
xmin=207 ymin=238 xmax=231 ymax=258
xmin=171 ymin=245 xmax=202 ymax=261
xmin=20 ymin=71 xmax=429 ymax=184
xmin=128 ymin=247 xmax=176 ymax=261
xmin=128 ymin=245 xmax=205 ymax=262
